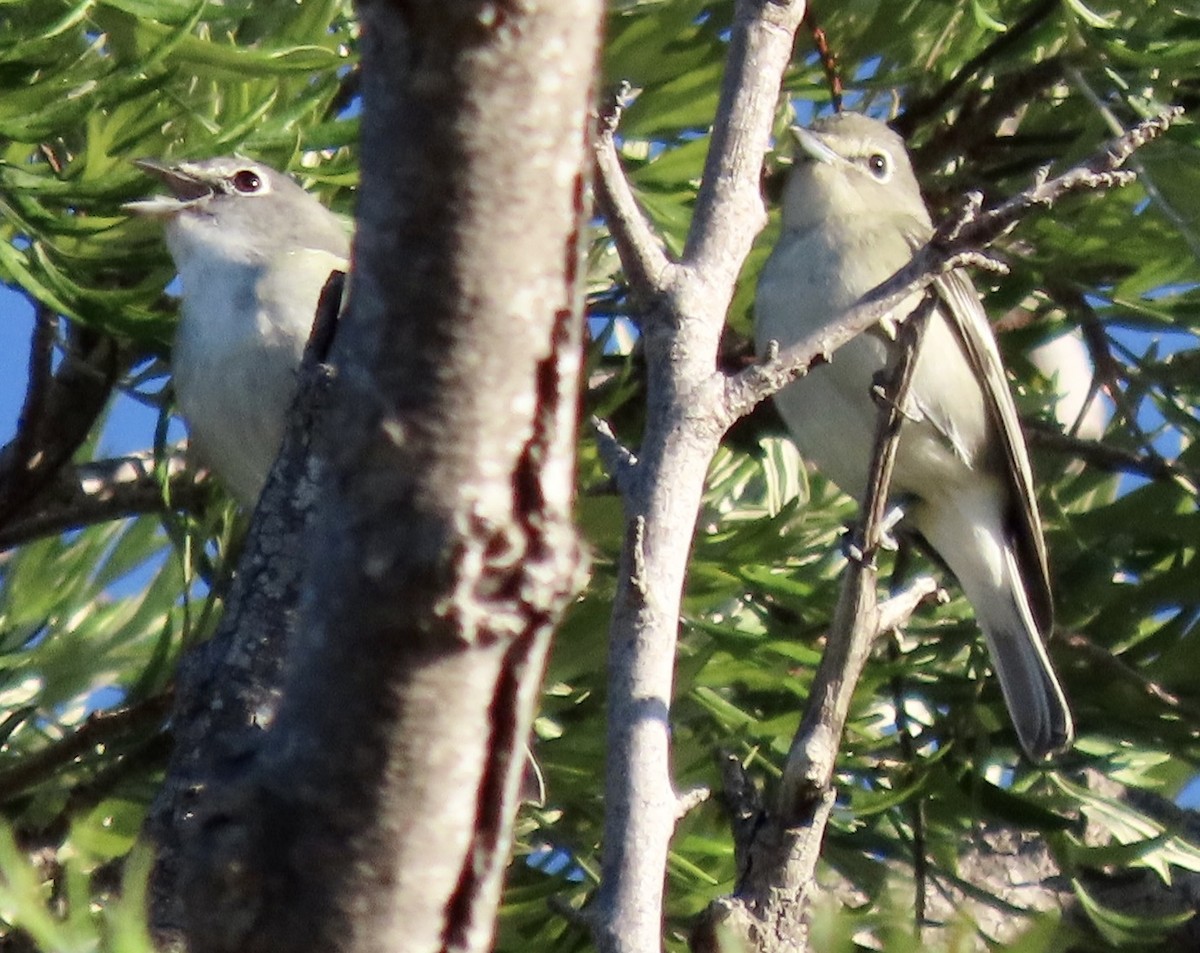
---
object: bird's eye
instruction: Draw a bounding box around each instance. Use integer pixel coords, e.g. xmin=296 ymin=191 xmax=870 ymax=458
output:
xmin=232 ymin=169 xmax=263 ymax=193
xmin=867 ymin=152 xmax=890 ymax=179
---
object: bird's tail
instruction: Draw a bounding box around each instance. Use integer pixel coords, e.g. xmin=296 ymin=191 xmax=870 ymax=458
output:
xmin=918 ymin=492 xmax=1073 ymax=761
xmin=975 ymin=544 xmax=1073 ymax=760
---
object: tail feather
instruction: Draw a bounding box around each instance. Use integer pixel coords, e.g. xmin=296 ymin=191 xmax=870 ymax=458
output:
xmin=916 ymin=488 xmax=1073 ymax=760
xmin=977 ymin=546 xmax=1073 ymax=760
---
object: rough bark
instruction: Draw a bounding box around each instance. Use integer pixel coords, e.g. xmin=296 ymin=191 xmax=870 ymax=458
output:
xmin=147 ymin=276 xmax=344 ymax=945
xmin=168 ymin=4 xmax=598 ymax=953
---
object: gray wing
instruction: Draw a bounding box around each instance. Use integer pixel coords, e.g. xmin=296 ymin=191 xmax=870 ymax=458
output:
xmin=928 ymin=264 xmax=1053 ymax=636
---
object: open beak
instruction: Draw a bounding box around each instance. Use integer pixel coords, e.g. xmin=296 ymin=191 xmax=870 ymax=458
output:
xmin=123 ymin=159 xmax=214 ymax=217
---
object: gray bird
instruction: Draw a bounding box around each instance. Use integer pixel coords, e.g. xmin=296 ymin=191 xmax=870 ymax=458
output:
xmin=756 ymin=113 xmax=1073 ymax=760
xmin=126 ymin=157 xmax=350 ymax=505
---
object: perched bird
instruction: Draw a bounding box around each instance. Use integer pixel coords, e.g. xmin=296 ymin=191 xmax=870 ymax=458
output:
xmin=126 ymin=157 xmax=350 ymax=505
xmin=755 ymin=113 xmax=1073 ymax=760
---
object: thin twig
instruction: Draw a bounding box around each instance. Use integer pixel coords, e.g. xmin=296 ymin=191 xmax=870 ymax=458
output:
xmin=780 ymin=296 xmax=935 ymax=811
xmin=1052 ymin=286 xmax=1197 ymax=494
xmin=1024 ymin=419 xmax=1199 ymax=494
xmin=708 ymin=306 xmax=938 ymax=952
xmin=16 ymin=730 xmax=174 ymax=860
xmin=895 ymin=0 xmax=1060 ymax=137
xmin=593 ymin=87 xmax=674 ymax=308
xmin=0 ymin=322 xmax=125 ymax=527
xmin=805 ymin=7 xmax=842 ymax=113
xmin=722 ymin=108 xmax=1181 ymax=427
xmin=675 ymin=786 xmax=712 ymax=819
xmin=1068 ymin=66 xmax=1200 ymax=259
xmin=719 ymin=749 xmax=764 ymax=878
xmin=722 ymin=247 xmax=994 ymax=426
xmin=1061 ymin=633 xmax=1200 ymax=724
xmin=913 ymin=57 xmax=1068 ymax=176
xmin=938 ymin=108 xmax=1178 ymax=244
xmin=1063 ymin=288 xmax=1137 ymax=420
xmin=0 ymin=693 xmax=173 ymax=806
xmin=0 ymin=452 xmax=212 ymax=551
xmin=887 ymin=632 xmax=927 ymax=933
xmin=590 ymin=416 xmax=638 ymax=494
xmin=876 ymin=577 xmax=940 ymax=632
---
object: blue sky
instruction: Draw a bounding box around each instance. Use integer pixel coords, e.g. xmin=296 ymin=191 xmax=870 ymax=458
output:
xmin=0 ymin=285 xmax=176 ymax=459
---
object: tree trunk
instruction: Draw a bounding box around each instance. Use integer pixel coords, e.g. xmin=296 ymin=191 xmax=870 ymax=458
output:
xmin=163 ymin=4 xmax=601 ymax=952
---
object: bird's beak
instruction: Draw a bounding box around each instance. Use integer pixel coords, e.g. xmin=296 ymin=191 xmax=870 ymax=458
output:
xmin=789 ymin=126 xmax=840 ymax=166
xmin=123 ymin=159 xmax=214 ymax=217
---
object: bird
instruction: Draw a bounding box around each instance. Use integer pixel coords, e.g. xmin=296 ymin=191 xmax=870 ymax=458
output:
xmin=126 ymin=157 xmax=350 ymax=505
xmin=755 ymin=113 xmax=1073 ymax=760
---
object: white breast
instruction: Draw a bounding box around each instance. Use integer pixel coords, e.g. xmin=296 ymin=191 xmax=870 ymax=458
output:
xmin=171 ymin=253 xmax=310 ymax=505
xmin=755 ymin=222 xmax=993 ymax=510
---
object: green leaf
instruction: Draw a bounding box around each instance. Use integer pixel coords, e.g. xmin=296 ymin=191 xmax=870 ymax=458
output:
xmin=1063 ymin=0 xmax=1117 ymax=29
xmin=1072 ymin=877 xmax=1193 ymax=945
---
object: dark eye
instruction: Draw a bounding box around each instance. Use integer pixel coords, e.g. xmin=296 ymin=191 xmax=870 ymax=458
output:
xmin=232 ymin=169 xmax=263 ymax=193
xmin=867 ymin=152 xmax=889 ymax=179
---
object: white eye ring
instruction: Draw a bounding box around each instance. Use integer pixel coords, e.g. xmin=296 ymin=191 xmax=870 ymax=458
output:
xmin=231 ymin=169 xmax=264 ymax=194
xmin=867 ymin=151 xmax=891 ymax=181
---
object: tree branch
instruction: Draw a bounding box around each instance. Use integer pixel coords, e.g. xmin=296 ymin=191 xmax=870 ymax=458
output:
xmin=721 ymin=248 xmax=995 ymax=425
xmin=940 ymin=107 xmax=1175 ymax=238
xmin=593 ymin=5 xmax=807 ymax=953
xmin=167 ymin=7 xmax=598 ymax=952
xmin=0 ymin=452 xmax=212 ymax=551
xmin=1024 ymin=419 xmax=1200 ymax=492
xmin=0 ymin=319 xmax=125 ymax=528
xmin=781 ymin=298 xmax=932 ymax=811
xmin=148 ymin=273 xmax=345 ymax=942
xmin=721 ymin=108 xmax=1180 ymax=426
xmin=894 ymin=0 xmax=1060 ymax=137
xmin=590 ymin=416 xmax=638 ymax=495
xmin=803 ymin=6 xmax=843 ymax=113
xmin=1046 ymin=284 xmax=1198 ymax=495
xmin=682 ymin=3 xmax=797 ymax=281
xmin=697 ymin=301 xmax=938 ymax=953
xmin=593 ymin=89 xmax=674 ymax=307
xmin=0 ymin=693 xmax=172 ymax=807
